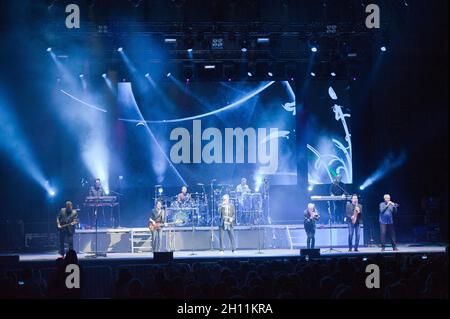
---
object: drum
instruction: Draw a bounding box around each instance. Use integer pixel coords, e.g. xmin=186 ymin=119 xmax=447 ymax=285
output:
xmin=242 ymin=193 xmax=253 ymax=211
xmin=252 ymin=193 xmax=262 ymax=211
xmin=241 ymin=193 xmax=262 ymax=212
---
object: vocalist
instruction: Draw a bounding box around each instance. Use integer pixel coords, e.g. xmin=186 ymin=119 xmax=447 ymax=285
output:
xmin=379 ymin=194 xmax=399 ymax=251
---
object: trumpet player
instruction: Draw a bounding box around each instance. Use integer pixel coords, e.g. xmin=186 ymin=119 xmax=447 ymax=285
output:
xmin=304 ymin=203 xmax=320 ymax=249
xmin=345 ymin=195 xmax=363 ymax=252
xmin=379 ymin=194 xmax=399 ymax=251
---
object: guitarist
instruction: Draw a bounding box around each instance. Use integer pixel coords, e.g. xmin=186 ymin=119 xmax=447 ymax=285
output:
xmin=56 ymin=201 xmax=78 ymax=256
xmin=345 ymin=195 xmax=363 ymax=252
xmin=149 ymin=200 xmax=165 ymax=252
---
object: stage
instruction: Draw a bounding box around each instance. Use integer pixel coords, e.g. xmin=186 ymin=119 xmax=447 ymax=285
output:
xmin=70 ymin=224 xmax=365 ymax=254
xmin=12 ymin=244 xmax=447 ymax=263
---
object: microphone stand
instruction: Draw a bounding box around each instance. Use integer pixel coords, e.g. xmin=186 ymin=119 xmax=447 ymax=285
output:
xmin=86 ymin=197 xmax=107 ymax=258
xmin=322 ymin=201 xmax=341 ymax=253
xmin=209 ymin=180 xmax=216 ymax=250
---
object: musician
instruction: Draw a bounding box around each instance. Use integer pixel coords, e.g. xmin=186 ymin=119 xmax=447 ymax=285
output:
xmin=149 ymin=200 xmax=165 ymax=252
xmin=345 ymin=195 xmax=363 ymax=252
xmin=56 ymin=201 xmax=78 ymax=256
xmin=219 ymin=194 xmax=236 ymax=253
xmin=177 ymin=186 xmax=191 ymax=205
xmin=304 ymin=203 xmax=320 ymax=249
xmin=89 ymin=178 xmax=105 ymax=197
xmin=379 ymin=194 xmax=399 ymax=251
xmin=329 ymin=174 xmax=347 ymax=223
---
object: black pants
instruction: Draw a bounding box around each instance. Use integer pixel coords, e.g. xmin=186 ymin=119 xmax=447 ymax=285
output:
xmin=151 ymin=229 xmax=162 ymax=252
xmin=347 ymin=221 xmax=361 ymax=250
xmin=305 ymin=223 xmax=316 ymax=249
xmin=59 ymin=230 xmax=73 ymax=255
xmin=380 ymin=223 xmax=397 ymax=248
xmin=219 ymin=226 xmax=236 ymax=251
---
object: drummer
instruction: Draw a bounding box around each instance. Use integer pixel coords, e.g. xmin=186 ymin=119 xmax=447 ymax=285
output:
xmin=176 ymin=186 xmax=191 ymax=206
xmin=235 ymin=178 xmax=251 ymax=208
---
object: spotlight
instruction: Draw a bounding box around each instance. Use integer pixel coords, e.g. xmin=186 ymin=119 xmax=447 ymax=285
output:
xmin=310 ymin=72 xmax=316 ymax=77
xmin=187 ymin=48 xmax=193 ymax=53
xmin=247 ymin=72 xmax=253 ymax=77
xmin=47 ymin=47 xmax=52 ymax=52
xmin=308 ymin=185 xmax=314 ymax=192
xmin=257 ymin=37 xmax=270 ymax=44
xmin=359 ymin=186 xmax=365 ymax=191
xmin=164 ymin=38 xmax=177 ymax=43
xmin=102 ymin=73 xmax=107 ymax=78
xmin=158 ymin=187 xmax=163 ymax=194
xmin=145 ymin=73 xmax=150 ymax=78
xmin=331 ymin=72 xmax=336 ymax=77
xmin=79 ymin=74 xmax=84 ymax=78
xmin=49 ymin=189 xmax=56 ymax=197
xmin=228 ymin=78 xmax=232 ymax=82
xmin=241 ymin=47 xmax=247 ymax=52
xmin=268 ymin=72 xmax=273 ymax=77
xmin=186 ymin=78 xmax=190 ymax=82
xmin=311 ymin=47 xmax=318 ymax=53
xmin=117 ymin=47 xmax=123 ymax=52
xmin=166 ymin=72 xmax=171 ymax=77
xmin=204 ymin=65 xmax=216 ymax=69
xmin=380 ymin=46 xmax=387 ymax=52
xmin=421 ymin=255 xmax=428 ymax=260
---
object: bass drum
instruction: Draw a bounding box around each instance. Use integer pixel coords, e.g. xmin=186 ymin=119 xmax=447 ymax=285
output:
xmin=167 ymin=209 xmax=189 ymax=226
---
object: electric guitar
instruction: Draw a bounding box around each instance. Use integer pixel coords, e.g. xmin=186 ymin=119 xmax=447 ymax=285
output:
xmin=58 ymin=219 xmax=78 ymax=230
xmin=148 ymin=219 xmax=183 ymax=231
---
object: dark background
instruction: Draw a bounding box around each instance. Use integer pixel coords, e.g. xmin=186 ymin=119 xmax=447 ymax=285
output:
xmin=0 ymin=0 xmax=448 ymax=248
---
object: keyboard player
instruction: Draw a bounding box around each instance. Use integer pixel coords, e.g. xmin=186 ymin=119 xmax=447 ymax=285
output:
xmin=89 ymin=178 xmax=105 ymax=197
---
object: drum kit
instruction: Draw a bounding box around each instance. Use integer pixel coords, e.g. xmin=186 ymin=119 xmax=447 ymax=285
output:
xmin=154 ymin=182 xmax=265 ymax=228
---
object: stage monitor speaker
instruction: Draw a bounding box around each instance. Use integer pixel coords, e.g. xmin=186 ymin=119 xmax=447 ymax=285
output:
xmin=153 ymin=251 xmax=173 ymax=262
xmin=0 ymin=255 xmax=20 ymax=265
xmin=300 ymin=249 xmax=320 ymax=258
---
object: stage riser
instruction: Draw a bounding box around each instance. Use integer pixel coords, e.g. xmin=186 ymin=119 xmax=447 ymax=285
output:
xmin=74 ymin=226 xmax=363 ymax=253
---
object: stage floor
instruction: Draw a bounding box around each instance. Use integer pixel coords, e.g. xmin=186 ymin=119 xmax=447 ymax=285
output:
xmin=15 ymin=244 xmax=447 ymax=263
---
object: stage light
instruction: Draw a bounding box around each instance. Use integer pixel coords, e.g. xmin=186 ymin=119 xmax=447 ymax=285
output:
xmin=79 ymin=74 xmax=84 ymax=78
xmin=228 ymin=78 xmax=232 ymax=82
xmin=49 ymin=189 xmax=56 ymax=197
xmin=362 ymin=257 xmax=368 ymax=261
xmin=308 ymin=185 xmax=314 ymax=192
xmin=158 ymin=187 xmax=163 ymax=194
xmin=102 ymin=73 xmax=107 ymax=78
xmin=380 ymin=46 xmax=387 ymax=52
xmin=247 ymin=72 xmax=253 ymax=77
xmin=164 ymin=38 xmax=177 ymax=43
xmin=241 ymin=47 xmax=247 ymax=52
xmin=104 ymin=189 xmax=110 ymax=195
xmin=360 ymin=151 xmax=407 ymax=190
xmin=331 ymin=72 xmax=336 ymax=77
xmin=166 ymin=72 xmax=171 ymax=77
xmin=310 ymin=72 xmax=316 ymax=77
xmin=145 ymin=73 xmax=150 ymax=78
xmin=257 ymin=37 xmax=270 ymax=43
xmin=47 ymin=47 xmax=52 ymax=52
xmin=311 ymin=47 xmax=318 ymax=53
xmin=204 ymin=65 xmax=216 ymax=69
xmin=268 ymin=72 xmax=273 ymax=77
xmin=117 ymin=47 xmax=123 ymax=52
xmin=187 ymin=48 xmax=193 ymax=53
xmin=421 ymin=255 xmax=427 ymax=260
xmin=186 ymin=78 xmax=190 ymax=82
